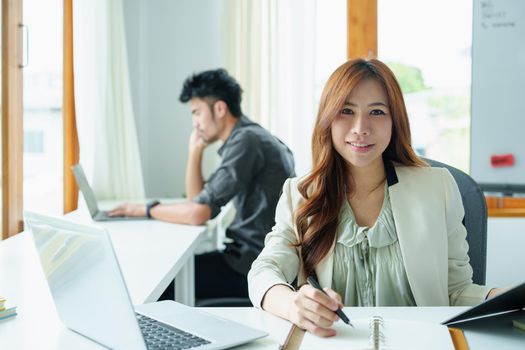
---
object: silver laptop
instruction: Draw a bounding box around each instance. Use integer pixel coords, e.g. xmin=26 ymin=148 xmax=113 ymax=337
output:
xmin=71 ymin=164 xmax=147 ymax=221
xmin=25 ymin=211 xmax=267 ymax=350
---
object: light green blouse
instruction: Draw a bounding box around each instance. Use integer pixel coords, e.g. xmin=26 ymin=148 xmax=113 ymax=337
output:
xmin=332 ymin=184 xmax=416 ymax=306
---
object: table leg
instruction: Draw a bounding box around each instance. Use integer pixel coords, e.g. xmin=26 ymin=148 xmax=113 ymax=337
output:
xmin=175 ymin=255 xmax=195 ymax=306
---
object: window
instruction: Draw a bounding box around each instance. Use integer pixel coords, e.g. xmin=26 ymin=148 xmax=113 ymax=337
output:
xmin=315 ymin=0 xmax=347 ymax=102
xmin=378 ymin=0 xmax=472 ymax=172
xmin=23 ymin=0 xmax=64 ymax=215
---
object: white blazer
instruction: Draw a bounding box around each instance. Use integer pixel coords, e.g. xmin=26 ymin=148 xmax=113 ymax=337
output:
xmin=248 ymin=165 xmax=492 ymax=307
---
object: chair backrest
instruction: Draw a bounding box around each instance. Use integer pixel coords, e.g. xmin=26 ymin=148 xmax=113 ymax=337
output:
xmin=423 ymin=158 xmax=487 ymax=285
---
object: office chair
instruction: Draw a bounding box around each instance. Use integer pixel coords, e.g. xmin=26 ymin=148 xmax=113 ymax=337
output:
xmin=423 ymin=158 xmax=487 ymax=285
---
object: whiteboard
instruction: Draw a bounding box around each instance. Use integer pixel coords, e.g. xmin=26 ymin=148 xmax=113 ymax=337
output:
xmin=470 ymin=0 xmax=525 ymax=187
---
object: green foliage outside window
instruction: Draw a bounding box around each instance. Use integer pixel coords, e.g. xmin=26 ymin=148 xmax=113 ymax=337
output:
xmin=386 ymin=62 xmax=427 ymax=94
xmin=428 ymin=95 xmax=470 ymax=120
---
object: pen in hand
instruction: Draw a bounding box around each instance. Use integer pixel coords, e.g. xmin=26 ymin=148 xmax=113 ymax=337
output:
xmin=306 ymin=276 xmax=354 ymax=327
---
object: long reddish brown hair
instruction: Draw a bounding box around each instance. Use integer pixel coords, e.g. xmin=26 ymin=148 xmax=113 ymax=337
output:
xmin=295 ymin=58 xmax=426 ymax=277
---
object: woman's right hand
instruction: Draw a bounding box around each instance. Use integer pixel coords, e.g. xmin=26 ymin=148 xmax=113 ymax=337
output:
xmin=287 ymin=285 xmax=344 ymax=337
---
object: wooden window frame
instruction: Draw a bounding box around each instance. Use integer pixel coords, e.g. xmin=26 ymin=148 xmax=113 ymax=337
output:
xmin=63 ymin=0 xmax=79 ymax=214
xmin=347 ymin=0 xmax=377 ymax=59
xmin=1 ymin=0 xmax=79 ymax=240
xmin=2 ymin=0 xmax=23 ymax=239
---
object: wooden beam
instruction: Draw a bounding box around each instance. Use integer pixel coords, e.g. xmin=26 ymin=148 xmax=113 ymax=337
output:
xmin=63 ymin=0 xmax=79 ymax=214
xmin=347 ymin=0 xmax=377 ymax=59
xmin=2 ymin=0 xmax=24 ymax=239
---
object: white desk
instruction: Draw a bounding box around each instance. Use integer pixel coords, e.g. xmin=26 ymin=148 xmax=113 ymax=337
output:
xmin=1 ymin=217 xmax=520 ymax=349
xmin=203 ymin=307 xmax=525 ymax=350
xmin=0 ymin=240 xmax=462 ymax=350
xmin=203 ymin=307 xmax=468 ymax=349
xmin=62 ymin=210 xmax=206 ymax=306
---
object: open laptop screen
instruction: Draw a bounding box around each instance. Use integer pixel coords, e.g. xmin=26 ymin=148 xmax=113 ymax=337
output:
xmin=25 ymin=211 xmax=147 ymax=350
xmin=71 ymin=164 xmax=101 ymax=217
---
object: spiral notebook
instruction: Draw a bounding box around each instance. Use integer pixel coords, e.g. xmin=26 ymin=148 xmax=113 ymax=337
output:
xmin=301 ymin=316 xmax=455 ymax=350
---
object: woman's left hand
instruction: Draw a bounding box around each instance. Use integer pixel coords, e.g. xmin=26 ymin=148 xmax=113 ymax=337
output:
xmin=486 ymin=286 xmax=512 ymax=299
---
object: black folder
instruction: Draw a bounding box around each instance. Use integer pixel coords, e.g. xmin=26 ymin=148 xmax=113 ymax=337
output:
xmin=442 ymin=282 xmax=525 ymax=349
xmin=442 ymin=281 xmax=525 ymax=326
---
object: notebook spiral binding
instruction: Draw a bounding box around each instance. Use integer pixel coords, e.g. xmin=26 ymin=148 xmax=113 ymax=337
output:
xmin=369 ymin=316 xmax=385 ymax=350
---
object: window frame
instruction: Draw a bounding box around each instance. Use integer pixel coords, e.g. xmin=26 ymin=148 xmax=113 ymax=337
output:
xmin=2 ymin=0 xmax=24 ymax=239
xmin=1 ymin=0 xmax=79 ymax=239
xmin=347 ymin=0 xmax=377 ymax=59
xmin=63 ymin=0 xmax=79 ymax=215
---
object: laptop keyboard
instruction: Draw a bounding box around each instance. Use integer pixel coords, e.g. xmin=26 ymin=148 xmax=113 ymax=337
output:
xmin=136 ymin=313 xmax=211 ymax=350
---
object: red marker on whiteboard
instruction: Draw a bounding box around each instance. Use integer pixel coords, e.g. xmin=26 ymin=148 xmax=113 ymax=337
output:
xmin=490 ymin=154 xmax=515 ymax=167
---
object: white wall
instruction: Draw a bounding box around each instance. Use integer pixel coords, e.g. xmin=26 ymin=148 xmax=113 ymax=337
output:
xmin=123 ymin=0 xmax=226 ymax=198
xmin=486 ymin=218 xmax=525 ymax=287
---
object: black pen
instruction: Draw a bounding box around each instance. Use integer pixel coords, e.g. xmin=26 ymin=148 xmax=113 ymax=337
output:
xmin=306 ymin=276 xmax=354 ymax=327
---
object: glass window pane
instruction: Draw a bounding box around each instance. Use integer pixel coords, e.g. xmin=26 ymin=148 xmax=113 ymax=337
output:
xmin=378 ymin=0 xmax=472 ymax=172
xmin=23 ymin=0 xmax=63 ymax=215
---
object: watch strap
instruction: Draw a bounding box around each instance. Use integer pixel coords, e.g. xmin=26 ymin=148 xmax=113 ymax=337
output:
xmin=146 ymin=200 xmax=160 ymax=218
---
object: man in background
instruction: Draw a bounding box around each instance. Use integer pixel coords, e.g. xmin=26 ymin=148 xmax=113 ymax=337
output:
xmin=109 ymin=68 xmax=295 ymax=302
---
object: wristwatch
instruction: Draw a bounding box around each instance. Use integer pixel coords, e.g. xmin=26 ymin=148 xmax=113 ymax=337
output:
xmin=146 ymin=200 xmax=160 ymax=218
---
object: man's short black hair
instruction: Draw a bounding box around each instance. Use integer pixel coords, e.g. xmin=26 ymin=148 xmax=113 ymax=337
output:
xmin=179 ymin=68 xmax=243 ymax=118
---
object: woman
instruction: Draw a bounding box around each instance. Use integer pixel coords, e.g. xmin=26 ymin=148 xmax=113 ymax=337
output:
xmin=248 ymin=58 xmax=502 ymax=337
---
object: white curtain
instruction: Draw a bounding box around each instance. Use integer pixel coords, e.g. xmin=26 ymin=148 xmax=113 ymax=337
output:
xmin=223 ymin=0 xmax=318 ymax=176
xmin=73 ymin=0 xmax=145 ymax=200
xmin=223 ymin=0 xmax=347 ymax=176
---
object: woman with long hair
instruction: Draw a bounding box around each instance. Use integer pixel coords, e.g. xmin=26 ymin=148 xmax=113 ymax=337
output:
xmin=248 ymin=58 xmax=501 ymax=337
